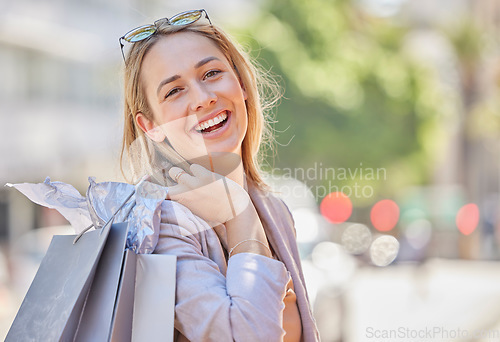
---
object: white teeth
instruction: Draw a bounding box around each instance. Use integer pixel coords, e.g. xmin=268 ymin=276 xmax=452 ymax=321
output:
xmin=195 ymin=112 xmax=228 ymax=132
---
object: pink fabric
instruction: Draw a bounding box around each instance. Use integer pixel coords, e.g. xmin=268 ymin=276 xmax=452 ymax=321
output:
xmin=154 ymin=180 xmax=320 ymax=341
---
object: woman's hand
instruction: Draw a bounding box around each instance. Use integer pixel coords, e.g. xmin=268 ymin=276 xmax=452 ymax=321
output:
xmin=166 ymin=164 xmax=251 ymax=225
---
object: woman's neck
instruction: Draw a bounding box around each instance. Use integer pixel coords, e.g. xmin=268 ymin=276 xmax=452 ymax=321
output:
xmin=208 ymin=152 xmax=246 ymax=189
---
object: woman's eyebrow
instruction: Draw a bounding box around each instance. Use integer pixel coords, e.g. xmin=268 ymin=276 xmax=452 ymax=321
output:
xmin=157 ymin=75 xmax=181 ymax=97
xmin=195 ymin=56 xmax=221 ymax=69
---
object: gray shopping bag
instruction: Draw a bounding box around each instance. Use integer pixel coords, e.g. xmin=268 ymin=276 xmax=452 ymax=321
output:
xmin=74 ymin=222 xmax=130 ymax=341
xmin=6 ymin=222 xmax=129 ymax=342
xmin=109 ymin=251 xmax=177 ymax=342
xmin=76 ymin=232 xmax=177 ymax=342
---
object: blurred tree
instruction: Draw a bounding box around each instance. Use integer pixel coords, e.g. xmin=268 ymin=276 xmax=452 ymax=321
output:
xmin=447 ymin=17 xmax=500 ymax=192
xmin=445 ymin=16 xmax=500 ymax=258
xmin=239 ymin=0 xmax=445 ymax=205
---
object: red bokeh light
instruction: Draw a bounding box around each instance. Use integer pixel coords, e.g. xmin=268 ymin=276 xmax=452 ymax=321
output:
xmin=320 ymin=192 xmax=352 ymax=224
xmin=456 ymin=203 xmax=479 ymax=236
xmin=370 ymin=199 xmax=400 ymax=232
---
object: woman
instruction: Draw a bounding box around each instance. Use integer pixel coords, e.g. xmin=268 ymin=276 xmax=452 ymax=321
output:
xmin=120 ymin=9 xmax=320 ymax=341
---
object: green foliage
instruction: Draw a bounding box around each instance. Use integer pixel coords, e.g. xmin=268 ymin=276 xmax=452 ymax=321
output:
xmin=239 ymin=0 xmax=444 ymax=204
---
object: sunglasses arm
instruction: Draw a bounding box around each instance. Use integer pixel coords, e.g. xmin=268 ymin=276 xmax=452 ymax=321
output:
xmin=203 ymin=10 xmax=212 ymax=26
xmin=119 ymin=38 xmax=126 ymax=62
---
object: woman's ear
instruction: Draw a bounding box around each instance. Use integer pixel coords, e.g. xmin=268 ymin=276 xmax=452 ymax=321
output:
xmin=136 ymin=113 xmax=165 ymax=142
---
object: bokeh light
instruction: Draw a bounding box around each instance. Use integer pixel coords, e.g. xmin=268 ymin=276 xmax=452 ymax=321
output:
xmin=311 ymin=241 xmax=343 ymax=270
xmin=404 ymin=218 xmax=432 ymax=250
xmin=320 ymin=192 xmax=352 ymax=224
xmin=311 ymin=242 xmax=356 ymax=285
xmin=370 ymin=235 xmax=400 ymax=267
xmin=370 ymin=199 xmax=400 ymax=232
xmin=456 ymin=203 xmax=480 ymax=236
xmin=292 ymin=208 xmax=320 ymax=243
xmin=341 ymin=223 xmax=372 ymax=255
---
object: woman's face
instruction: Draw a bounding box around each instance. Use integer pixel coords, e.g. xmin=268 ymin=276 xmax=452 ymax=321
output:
xmin=136 ymin=31 xmax=248 ymax=162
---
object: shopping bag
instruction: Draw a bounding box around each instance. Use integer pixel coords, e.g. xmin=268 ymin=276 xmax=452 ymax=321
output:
xmin=73 ymin=222 xmax=131 ymax=341
xmin=6 ymin=222 xmax=127 ymax=341
xmin=131 ymin=253 xmax=177 ymax=341
xmin=81 ymin=248 xmax=177 ymax=342
xmin=74 ymin=230 xmax=177 ymax=342
xmin=77 ymin=232 xmax=177 ymax=342
xmin=7 ymin=221 xmax=177 ymax=341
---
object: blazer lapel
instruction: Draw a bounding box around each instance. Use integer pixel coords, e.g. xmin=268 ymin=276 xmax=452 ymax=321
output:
xmin=248 ymin=182 xmax=319 ymax=341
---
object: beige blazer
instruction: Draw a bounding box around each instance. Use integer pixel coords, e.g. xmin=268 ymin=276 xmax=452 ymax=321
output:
xmin=154 ymin=179 xmax=320 ymax=341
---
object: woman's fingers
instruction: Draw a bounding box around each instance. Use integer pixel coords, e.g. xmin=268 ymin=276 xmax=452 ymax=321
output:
xmin=163 ymin=162 xmax=248 ymax=224
xmin=192 ymin=164 xmax=225 ymax=185
xmin=167 ymin=166 xmax=198 ymax=200
xmin=169 ymin=167 xmax=195 ymax=185
xmin=189 ymin=163 xmax=206 ymax=177
xmin=189 ymin=163 xmax=217 ymax=181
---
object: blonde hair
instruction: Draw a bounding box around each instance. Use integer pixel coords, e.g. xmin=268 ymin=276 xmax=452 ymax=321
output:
xmin=120 ymin=21 xmax=281 ymax=189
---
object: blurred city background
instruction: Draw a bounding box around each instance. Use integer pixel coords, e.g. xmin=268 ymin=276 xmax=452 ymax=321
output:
xmin=1 ymin=0 xmax=500 ymax=340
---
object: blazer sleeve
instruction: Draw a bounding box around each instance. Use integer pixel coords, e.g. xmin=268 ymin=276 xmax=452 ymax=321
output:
xmin=154 ymin=200 xmax=290 ymax=342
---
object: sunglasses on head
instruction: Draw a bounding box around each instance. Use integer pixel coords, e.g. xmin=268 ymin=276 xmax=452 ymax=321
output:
xmin=119 ymin=9 xmax=212 ymax=61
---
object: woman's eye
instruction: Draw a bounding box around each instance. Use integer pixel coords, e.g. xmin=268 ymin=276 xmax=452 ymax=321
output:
xmin=204 ymin=70 xmax=221 ymax=79
xmin=165 ymin=87 xmax=181 ymax=99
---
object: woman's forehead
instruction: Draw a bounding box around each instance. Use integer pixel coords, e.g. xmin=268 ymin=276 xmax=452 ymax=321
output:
xmin=144 ymin=32 xmax=228 ymax=71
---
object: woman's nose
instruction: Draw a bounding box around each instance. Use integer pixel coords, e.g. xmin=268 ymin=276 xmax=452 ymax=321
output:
xmin=190 ymin=83 xmax=217 ymax=111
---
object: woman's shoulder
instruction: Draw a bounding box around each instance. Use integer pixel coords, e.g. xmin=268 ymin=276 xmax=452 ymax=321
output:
xmin=247 ymin=181 xmax=297 ymax=238
xmin=248 ymin=181 xmax=295 ymax=221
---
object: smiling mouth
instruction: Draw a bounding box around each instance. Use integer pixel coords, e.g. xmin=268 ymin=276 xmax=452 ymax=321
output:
xmin=194 ymin=111 xmax=229 ymax=134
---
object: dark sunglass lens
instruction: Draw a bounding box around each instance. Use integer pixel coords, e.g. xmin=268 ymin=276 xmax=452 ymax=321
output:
xmin=169 ymin=10 xmax=202 ymax=26
xmin=124 ymin=25 xmax=157 ymax=42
